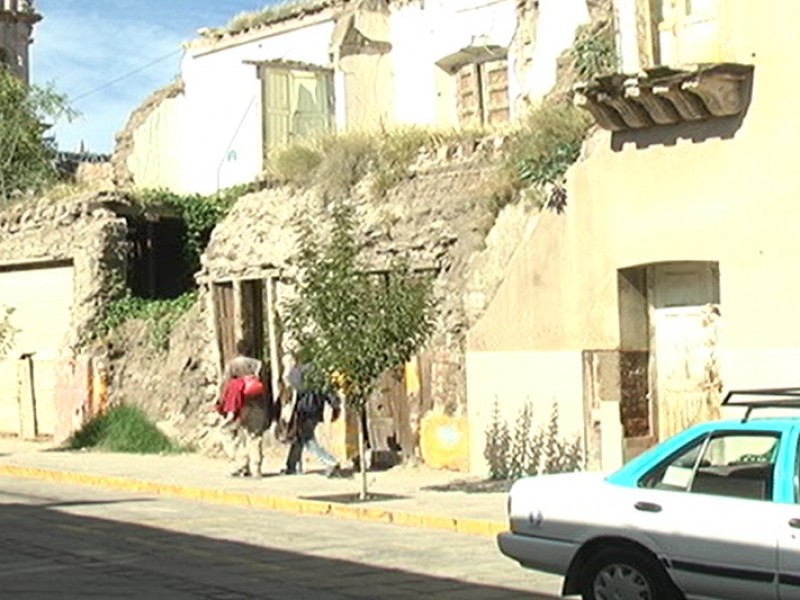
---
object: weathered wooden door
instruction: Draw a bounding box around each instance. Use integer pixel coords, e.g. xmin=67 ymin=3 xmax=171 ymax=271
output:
xmin=650 ymin=262 xmax=720 ymax=440
xmin=212 ymin=282 xmax=235 ymax=370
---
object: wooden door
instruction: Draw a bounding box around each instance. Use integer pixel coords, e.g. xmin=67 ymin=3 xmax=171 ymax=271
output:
xmin=650 ymin=262 xmax=720 ymax=440
xmin=212 ymin=282 xmax=236 ymax=370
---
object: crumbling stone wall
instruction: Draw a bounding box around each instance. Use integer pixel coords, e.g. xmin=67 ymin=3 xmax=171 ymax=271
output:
xmin=111 ymin=79 xmax=184 ymax=190
xmin=0 ymin=194 xmax=128 ymax=347
xmin=199 ymin=141 xmax=540 ymax=420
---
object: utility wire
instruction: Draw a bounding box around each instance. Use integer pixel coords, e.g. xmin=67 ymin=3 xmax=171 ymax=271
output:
xmin=70 ymin=48 xmax=183 ymax=103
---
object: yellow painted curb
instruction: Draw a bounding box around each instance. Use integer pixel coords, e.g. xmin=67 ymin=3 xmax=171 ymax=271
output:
xmin=0 ymin=464 xmax=505 ymax=538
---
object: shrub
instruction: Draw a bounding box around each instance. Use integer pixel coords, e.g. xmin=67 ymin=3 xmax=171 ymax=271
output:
xmin=484 ymin=399 xmax=583 ymax=480
xmin=269 ymin=143 xmax=324 ymax=185
xmin=68 ymin=405 xmax=182 ymax=454
xmin=571 ymin=21 xmax=618 ymax=80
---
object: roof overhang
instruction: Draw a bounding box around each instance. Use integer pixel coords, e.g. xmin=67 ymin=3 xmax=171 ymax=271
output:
xmin=573 ymin=63 xmax=754 ymax=132
xmin=435 ymin=44 xmax=507 ymax=74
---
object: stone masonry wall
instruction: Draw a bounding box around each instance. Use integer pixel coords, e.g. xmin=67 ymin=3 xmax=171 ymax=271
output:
xmin=0 ymin=194 xmax=128 ymax=347
xmin=200 ymin=143 xmax=541 ymax=418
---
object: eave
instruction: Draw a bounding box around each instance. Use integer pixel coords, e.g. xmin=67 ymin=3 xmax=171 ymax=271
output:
xmin=573 ymin=63 xmax=754 ymax=132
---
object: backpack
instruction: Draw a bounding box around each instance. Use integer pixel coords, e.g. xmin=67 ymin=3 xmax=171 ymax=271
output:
xmin=242 ymin=375 xmax=264 ymax=397
xmin=295 ymin=390 xmax=322 ymax=417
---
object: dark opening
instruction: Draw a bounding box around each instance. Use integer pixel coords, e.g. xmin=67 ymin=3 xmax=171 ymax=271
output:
xmin=126 ymin=216 xmax=191 ymax=299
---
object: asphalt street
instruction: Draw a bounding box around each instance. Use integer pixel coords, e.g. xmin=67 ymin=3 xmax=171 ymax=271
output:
xmin=0 ymin=475 xmax=561 ymax=599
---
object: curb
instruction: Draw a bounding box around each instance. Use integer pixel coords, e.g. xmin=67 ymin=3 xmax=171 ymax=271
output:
xmin=0 ymin=464 xmax=506 ymax=538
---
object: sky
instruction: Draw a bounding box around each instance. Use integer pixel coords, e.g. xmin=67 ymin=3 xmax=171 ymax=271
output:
xmin=31 ymin=1 xmax=278 ymax=154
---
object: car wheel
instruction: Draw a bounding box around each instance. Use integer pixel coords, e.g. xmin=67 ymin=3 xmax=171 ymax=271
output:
xmin=580 ymin=547 xmax=677 ymax=600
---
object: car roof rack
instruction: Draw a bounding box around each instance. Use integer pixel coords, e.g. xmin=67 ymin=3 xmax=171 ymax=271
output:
xmin=722 ymin=388 xmax=800 ymax=422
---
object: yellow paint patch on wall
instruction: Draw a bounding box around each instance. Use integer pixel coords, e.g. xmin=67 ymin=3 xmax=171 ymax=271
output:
xmin=420 ymin=414 xmax=469 ymax=472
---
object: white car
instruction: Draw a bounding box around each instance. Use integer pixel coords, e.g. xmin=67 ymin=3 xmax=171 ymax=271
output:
xmin=497 ymin=389 xmax=800 ymax=600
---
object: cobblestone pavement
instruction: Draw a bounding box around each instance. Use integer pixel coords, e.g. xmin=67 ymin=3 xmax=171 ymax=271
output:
xmin=0 ymin=476 xmax=562 ymax=599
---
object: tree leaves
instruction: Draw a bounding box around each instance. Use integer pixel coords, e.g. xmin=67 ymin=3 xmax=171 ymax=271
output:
xmin=285 ymin=204 xmax=436 ymax=410
xmin=0 ymin=68 xmax=76 ymax=202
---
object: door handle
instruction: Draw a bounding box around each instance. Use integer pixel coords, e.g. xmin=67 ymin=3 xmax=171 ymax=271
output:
xmin=789 ymin=518 xmax=800 ymax=529
xmin=634 ymin=501 xmax=663 ymax=513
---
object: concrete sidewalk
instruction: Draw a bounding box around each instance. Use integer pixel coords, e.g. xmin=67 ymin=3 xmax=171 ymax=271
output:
xmin=0 ymin=437 xmax=508 ymax=538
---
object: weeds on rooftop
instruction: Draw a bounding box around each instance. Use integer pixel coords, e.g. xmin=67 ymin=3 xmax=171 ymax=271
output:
xmin=224 ymin=0 xmax=329 ymax=35
xmin=267 ymin=125 xmax=487 ymax=199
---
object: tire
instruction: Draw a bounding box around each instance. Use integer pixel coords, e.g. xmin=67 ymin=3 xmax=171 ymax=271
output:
xmin=580 ymin=547 xmax=679 ymax=600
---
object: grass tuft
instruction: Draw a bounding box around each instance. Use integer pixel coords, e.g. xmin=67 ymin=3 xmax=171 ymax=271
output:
xmin=68 ymin=405 xmax=183 ymax=454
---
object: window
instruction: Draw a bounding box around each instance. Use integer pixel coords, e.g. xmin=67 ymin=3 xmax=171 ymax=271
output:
xmin=455 ymin=59 xmax=509 ymax=128
xmin=639 ymin=432 xmax=779 ymax=501
xmin=655 ymin=0 xmax=722 ymax=65
xmin=261 ymin=64 xmax=334 ymax=156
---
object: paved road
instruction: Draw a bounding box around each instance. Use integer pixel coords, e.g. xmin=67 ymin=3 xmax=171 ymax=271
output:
xmin=0 ymin=476 xmax=562 ymax=599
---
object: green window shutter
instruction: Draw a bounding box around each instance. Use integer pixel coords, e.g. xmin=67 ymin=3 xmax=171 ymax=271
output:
xmin=263 ymin=68 xmax=291 ymax=154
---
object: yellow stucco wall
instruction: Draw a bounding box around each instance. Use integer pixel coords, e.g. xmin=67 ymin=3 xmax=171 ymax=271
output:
xmin=466 ymin=0 xmax=800 ymax=472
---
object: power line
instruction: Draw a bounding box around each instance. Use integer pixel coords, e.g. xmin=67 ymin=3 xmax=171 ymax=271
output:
xmin=70 ymin=48 xmax=183 ymax=103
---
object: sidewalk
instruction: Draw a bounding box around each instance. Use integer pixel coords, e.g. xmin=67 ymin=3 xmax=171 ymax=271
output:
xmin=0 ymin=436 xmax=508 ymax=538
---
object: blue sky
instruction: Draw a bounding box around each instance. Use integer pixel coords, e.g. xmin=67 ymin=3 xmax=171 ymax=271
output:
xmin=31 ymin=1 xmax=276 ymax=154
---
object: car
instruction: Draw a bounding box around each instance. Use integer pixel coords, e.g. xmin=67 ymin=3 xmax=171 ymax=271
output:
xmin=497 ymin=388 xmax=800 ymax=600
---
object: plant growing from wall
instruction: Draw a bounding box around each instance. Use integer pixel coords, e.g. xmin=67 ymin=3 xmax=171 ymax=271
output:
xmin=96 ymin=288 xmax=198 ymax=352
xmin=284 ymin=204 xmax=436 ymax=499
xmin=570 ymin=20 xmax=618 ymax=80
xmin=0 ymin=67 xmax=77 ymax=203
xmin=484 ymin=399 xmax=584 ymax=481
xmin=0 ymin=306 xmax=18 ymax=359
xmin=507 ymin=103 xmax=592 ymax=214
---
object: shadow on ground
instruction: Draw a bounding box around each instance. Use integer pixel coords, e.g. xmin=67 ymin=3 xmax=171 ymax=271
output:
xmin=423 ymin=478 xmax=514 ymax=494
xmin=0 ymin=497 xmax=553 ymax=600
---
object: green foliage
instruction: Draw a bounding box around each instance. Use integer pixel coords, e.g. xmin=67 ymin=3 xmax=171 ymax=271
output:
xmin=506 ymin=103 xmax=592 ymax=212
xmin=0 ymin=68 xmax=77 ymax=203
xmin=571 ymin=22 xmax=618 ymax=80
xmin=0 ymin=306 xmax=18 ymax=359
xmin=284 ymin=204 xmax=436 ymax=410
xmin=68 ymin=404 xmax=183 ymax=454
xmin=511 ymin=104 xmax=591 ymax=188
xmin=484 ymin=400 xmax=583 ymax=480
xmin=131 ymin=186 xmax=242 ymax=276
xmin=97 ymin=287 xmax=197 ymax=351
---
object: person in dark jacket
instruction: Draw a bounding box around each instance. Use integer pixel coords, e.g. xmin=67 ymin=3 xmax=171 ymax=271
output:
xmin=282 ymin=363 xmax=341 ymax=477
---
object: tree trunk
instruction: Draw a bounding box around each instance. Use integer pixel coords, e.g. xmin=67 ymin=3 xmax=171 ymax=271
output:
xmin=357 ymin=405 xmax=368 ymax=500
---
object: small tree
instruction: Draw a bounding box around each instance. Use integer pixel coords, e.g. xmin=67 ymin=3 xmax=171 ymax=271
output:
xmin=285 ymin=205 xmax=436 ymax=499
xmin=0 ymin=67 xmax=76 ymax=203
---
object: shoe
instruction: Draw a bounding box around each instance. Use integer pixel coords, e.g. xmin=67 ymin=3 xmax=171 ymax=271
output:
xmin=280 ymin=468 xmax=298 ymax=475
xmin=325 ymin=464 xmax=342 ymax=478
xmin=229 ymin=467 xmax=251 ymax=477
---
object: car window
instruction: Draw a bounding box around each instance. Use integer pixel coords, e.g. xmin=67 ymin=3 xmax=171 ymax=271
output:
xmin=639 ymin=432 xmax=779 ymax=501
